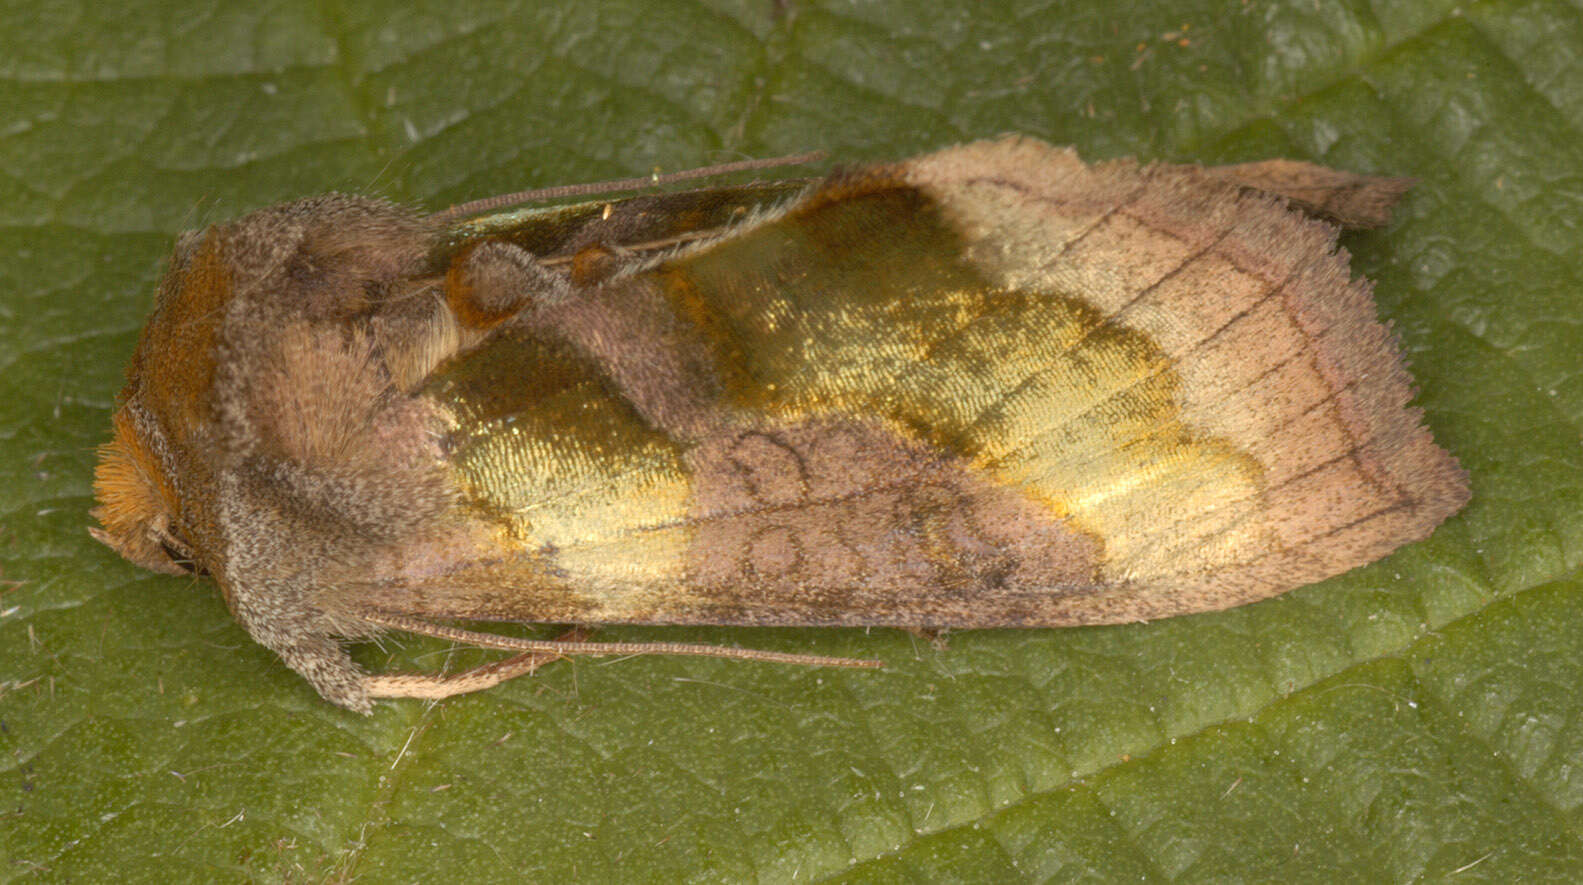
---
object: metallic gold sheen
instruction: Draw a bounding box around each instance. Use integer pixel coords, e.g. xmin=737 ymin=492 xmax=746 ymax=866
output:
xmin=422 ymin=326 xmax=695 ymax=602
xmin=665 ymin=187 xmax=1260 ymax=580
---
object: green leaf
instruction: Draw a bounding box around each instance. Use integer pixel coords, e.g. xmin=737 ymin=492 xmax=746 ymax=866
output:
xmin=2 ymin=0 xmax=1579 ymax=880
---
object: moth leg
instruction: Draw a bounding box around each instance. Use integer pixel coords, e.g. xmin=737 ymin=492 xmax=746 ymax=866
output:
xmin=363 ymin=652 xmax=555 ymax=701
xmin=364 ymin=628 xmax=589 ymax=701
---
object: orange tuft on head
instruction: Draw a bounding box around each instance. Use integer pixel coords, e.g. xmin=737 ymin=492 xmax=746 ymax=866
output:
xmin=89 ymin=407 xmax=186 ymax=575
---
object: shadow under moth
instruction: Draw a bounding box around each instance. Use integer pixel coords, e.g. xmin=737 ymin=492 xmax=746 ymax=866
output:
xmin=91 ymin=136 xmax=1470 ymax=712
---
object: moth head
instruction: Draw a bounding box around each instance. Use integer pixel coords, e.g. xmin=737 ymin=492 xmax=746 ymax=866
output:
xmin=92 ymin=195 xmax=443 ymax=580
xmin=88 ymin=217 xmax=238 ymax=578
xmin=90 ymin=406 xmax=195 ymax=576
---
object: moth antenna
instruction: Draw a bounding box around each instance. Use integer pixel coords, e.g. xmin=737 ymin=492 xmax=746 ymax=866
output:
xmin=359 ymin=609 xmax=883 ymax=670
xmin=429 ymin=151 xmax=827 ymax=222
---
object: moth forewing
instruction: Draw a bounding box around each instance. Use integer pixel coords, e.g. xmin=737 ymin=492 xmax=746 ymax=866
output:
xmin=92 ymin=137 xmax=1468 ymax=711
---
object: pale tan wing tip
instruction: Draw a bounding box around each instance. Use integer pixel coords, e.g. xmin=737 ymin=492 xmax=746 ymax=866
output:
xmin=1388 ymin=411 xmax=1473 ymax=529
xmin=1203 ymin=159 xmax=1415 ymax=229
xmin=913 ymin=137 xmax=1412 ymax=229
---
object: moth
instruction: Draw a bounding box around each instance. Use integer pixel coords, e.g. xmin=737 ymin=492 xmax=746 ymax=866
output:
xmin=91 ymin=137 xmax=1470 ymax=712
